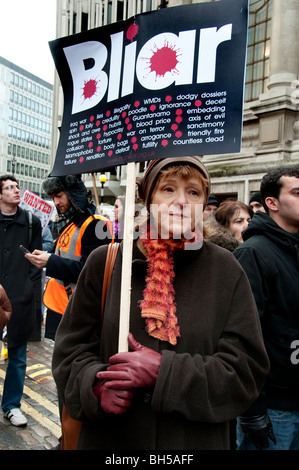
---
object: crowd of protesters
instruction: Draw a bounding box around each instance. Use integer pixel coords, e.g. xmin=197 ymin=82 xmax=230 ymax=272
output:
xmin=0 ymin=161 xmax=298 ymax=450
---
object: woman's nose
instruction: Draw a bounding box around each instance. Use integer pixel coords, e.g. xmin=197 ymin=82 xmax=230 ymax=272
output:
xmin=242 ymin=221 xmax=249 ymax=231
xmin=174 ymin=189 xmax=188 ymax=206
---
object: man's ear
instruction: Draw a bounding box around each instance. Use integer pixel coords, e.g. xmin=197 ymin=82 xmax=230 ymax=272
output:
xmin=265 ymin=196 xmax=279 ymax=212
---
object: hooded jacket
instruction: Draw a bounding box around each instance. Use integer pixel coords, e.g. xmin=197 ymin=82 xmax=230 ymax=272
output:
xmin=233 ymin=211 xmax=299 ymax=413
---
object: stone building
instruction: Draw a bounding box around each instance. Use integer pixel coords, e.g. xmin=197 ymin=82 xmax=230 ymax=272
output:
xmin=0 ymin=57 xmax=53 ymax=195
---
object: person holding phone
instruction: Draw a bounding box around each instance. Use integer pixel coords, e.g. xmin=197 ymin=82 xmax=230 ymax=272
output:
xmin=0 ymin=174 xmax=42 ymax=427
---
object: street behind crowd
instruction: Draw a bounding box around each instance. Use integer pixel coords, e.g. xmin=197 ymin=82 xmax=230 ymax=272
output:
xmin=0 ymin=328 xmax=60 ymax=450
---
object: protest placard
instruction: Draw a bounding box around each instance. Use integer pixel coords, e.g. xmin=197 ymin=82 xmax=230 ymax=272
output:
xmin=49 ymin=0 xmax=249 ymax=177
xmin=20 ymin=190 xmax=54 ymax=236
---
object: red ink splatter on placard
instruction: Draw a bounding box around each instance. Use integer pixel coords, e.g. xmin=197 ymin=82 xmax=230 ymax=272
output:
xmin=175 ymin=116 xmax=182 ymax=124
xmin=133 ymin=143 xmax=138 ymax=151
xmin=171 ymin=123 xmax=178 ymax=131
xmin=79 ymin=125 xmax=84 ymax=132
xmin=90 ymin=115 xmax=95 ymax=122
xmin=195 ymin=100 xmax=202 ymax=107
xmin=134 ymin=100 xmax=140 ymax=108
xmin=88 ymin=142 xmax=93 ymax=148
xmin=117 ymin=133 xmax=122 ymax=141
xmin=175 ymin=131 xmax=182 ymax=138
xmin=79 ymin=157 xmax=84 ymax=163
xmin=176 ymin=109 xmax=183 ymax=116
xmin=126 ymin=23 xmax=139 ymax=43
xmin=108 ymin=150 xmax=113 ymax=157
xmin=161 ymin=139 xmax=168 ymax=147
xmin=150 ymin=105 xmax=156 ymax=112
xmin=82 ymin=79 xmax=99 ymax=100
xmin=148 ymin=41 xmax=180 ymax=78
xmin=165 ymin=95 xmax=172 ymax=103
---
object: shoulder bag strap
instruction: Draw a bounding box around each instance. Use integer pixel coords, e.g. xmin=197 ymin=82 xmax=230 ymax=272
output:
xmin=26 ymin=210 xmax=33 ymax=246
xmin=101 ymin=242 xmax=119 ymax=325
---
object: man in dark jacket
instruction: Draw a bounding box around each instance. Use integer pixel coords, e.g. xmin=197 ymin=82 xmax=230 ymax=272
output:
xmin=234 ymin=166 xmax=299 ymax=450
xmin=0 ymin=175 xmax=42 ymax=427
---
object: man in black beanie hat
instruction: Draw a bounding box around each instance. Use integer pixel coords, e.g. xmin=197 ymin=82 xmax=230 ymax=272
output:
xmin=203 ymin=194 xmax=220 ymax=219
xmin=249 ymin=191 xmax=266 ymax=213
xmin=26 ymin=174 xmax=112 ymax=340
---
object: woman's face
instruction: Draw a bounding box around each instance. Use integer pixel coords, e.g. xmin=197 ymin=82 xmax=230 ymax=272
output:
xmin=150 ymin=172 xmax=206 ymax=239
xmin=228 ymin=208 xmax=251 ymax=242
xmin=113 ymin=198 xmax=124 ymax=222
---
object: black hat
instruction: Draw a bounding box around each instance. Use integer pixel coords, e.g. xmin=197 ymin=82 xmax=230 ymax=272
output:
xmin=249 ymin=192 xmax=261 ymax=204
xmin=206 ymin=194 xmax=220 ymax=207
xmin=42 ymin=174 xmax=88 ymax=213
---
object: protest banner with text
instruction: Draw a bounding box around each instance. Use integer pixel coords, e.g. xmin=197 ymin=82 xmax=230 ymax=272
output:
xmin=49 ymin=0 xmax=248 ymax=176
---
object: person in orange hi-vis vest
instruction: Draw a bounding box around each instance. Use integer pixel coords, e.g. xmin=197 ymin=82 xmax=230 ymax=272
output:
xmin=26 ymin=174 xmax=113 ymax=340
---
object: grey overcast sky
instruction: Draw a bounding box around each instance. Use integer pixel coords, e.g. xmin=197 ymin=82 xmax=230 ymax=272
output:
xmin=0 ymin=0 xmax=57 ymax=84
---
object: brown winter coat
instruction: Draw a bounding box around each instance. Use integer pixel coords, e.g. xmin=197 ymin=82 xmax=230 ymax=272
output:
xmin=0 ymin=284 xmax=12 ymax=334
xmin=52 ymin=240 xmax=269 ymax=450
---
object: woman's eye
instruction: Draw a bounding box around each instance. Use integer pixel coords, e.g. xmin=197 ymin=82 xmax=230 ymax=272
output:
xmin=163 ymin=186 xmax=174 ymax=192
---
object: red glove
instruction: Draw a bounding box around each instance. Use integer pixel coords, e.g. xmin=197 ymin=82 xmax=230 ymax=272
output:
xmin=93 ymin=380 xmax=134 ymax=415
xmin=97 ymin=333 xmax=161 ymax=390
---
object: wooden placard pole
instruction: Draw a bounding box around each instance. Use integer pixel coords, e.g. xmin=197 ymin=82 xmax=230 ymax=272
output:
xmin=118 ymin=162 xmax=137 ymax=352
xmin=91 ymin=173 xmax=100 ymax=208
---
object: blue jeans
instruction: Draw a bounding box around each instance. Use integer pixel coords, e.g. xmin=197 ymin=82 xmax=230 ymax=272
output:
xmin=237 ymin=409 xmax=299 ymax=450
xmin=1 ymin=343 xmax=27 ymax=413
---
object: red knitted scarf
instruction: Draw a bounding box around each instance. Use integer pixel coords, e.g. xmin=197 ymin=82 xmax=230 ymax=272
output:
xmin=139 ymin=224 xmax=201 ymax=345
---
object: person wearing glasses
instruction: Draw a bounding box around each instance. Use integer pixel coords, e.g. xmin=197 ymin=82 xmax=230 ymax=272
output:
xmin=0 ymin=175 xmax=42 ymax=427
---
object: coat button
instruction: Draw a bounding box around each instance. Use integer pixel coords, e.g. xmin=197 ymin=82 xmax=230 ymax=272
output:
xmin=144 ymin=393 xmax=151 ymax=403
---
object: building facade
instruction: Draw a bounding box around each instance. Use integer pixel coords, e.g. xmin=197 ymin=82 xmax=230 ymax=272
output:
xmin=52 ymin=0 xmax=299 ymax=204
xmin=0 ymin=57 xmax=53 ymax=195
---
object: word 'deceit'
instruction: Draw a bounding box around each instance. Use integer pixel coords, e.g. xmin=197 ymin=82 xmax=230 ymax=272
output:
xmin=64 ymin=24 xmax=232 ymax=115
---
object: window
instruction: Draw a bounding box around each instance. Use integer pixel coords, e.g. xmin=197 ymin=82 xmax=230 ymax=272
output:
xmin=245 ymin=0 xmax=272 ymax=102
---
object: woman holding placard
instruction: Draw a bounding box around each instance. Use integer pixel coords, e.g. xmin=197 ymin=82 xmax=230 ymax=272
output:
xmin=52 ymin=157 xmax=269 ymax=450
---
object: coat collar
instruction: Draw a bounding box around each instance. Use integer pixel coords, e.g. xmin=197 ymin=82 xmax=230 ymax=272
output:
xmin=0 ymin=207 xmax=28 ymax=225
